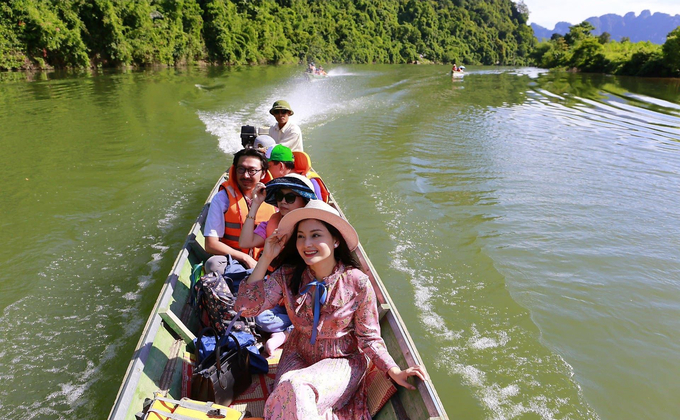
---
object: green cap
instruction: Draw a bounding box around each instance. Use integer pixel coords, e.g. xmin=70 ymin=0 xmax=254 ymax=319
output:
xmin=268 ymin=144 xmax=294 ymax=162
xmin=270 ymin=100 xmax=294 ymax=116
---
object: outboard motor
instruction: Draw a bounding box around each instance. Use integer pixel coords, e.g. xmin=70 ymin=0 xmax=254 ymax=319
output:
xmin=240 ymin=125 xmax=257 ymax=148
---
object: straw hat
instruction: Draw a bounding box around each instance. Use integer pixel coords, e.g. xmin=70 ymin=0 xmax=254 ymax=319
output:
xmin=277 ymin=200 xmax=359 ymax=251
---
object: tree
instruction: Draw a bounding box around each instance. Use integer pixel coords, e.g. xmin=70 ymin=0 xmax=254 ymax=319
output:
xmin=662 ymin=27 xmax=680 ymax=76
xmin=598 ymin=32 xmax=610 ymax=44
xmin=513 ymin=0 xmax=529 ymax=24
xmin=570 ymin=37 xmax=605 ymax=71
xmin=0 ymin=0 xmax=546 ymax=69
xmin=564 ymin=21 xmax=595 ymax=46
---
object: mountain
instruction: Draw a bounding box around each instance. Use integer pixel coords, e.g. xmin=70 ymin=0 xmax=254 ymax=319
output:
xmin=531 ymin=22 xmax=571 ymax=41
xmin=531 ymin=10 xmax=680 ymax=44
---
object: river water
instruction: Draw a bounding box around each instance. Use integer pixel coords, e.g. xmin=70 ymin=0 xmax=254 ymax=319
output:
xmin=1 ymin=65 xmax=679 ymax=420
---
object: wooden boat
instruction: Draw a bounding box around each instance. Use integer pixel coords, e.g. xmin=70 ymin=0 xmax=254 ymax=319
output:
xmin=450 ymin=66 xmax=465 ymax=78
xmin=304 ymin=71 xmax=327 ymax=80
xmin=108 ymin=170 xmax=448 ymax=420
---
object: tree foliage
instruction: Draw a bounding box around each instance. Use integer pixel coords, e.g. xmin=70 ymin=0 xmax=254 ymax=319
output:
xmin=598 ymin=32 xmax=610 ymax=45
xmin=662 ymin=27 xmax=680 ymax=77
xmin=530 ymin=20 xmax=680 ymax=77
xmin=0 ymin=0 xmax=535 ymax=70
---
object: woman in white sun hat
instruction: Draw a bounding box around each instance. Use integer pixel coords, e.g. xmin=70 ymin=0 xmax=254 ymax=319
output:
xmin=235 ymin=200 xmax=426 ymax=419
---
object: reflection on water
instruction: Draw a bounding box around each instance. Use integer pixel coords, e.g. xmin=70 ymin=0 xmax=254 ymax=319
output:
xmin=1 ymin=65 xmax=679 ymax=420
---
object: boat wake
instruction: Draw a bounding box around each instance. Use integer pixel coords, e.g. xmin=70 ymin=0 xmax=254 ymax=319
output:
xmin=360 ymin=169 xmax=599 ymax=420
xmin=197 ymin=74 xmax=374 ymax=155
xmin=0 ymin=196 xmax=184 ymax=419
xmin=325 ymin=68 xmax=361 ymax=77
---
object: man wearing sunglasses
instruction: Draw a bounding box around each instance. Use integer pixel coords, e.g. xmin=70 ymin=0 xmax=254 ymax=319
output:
xmin=204 ymin=148 xmax=277 ymax=269
xmin=268 ymin=100 xmax=303 ymax=152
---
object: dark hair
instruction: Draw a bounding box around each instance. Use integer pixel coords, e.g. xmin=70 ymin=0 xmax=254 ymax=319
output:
xmin=269 ymin=160 xmax=296 ymax=170
xmin=272 ymin=219 xmax=361 ymax=295
xmin=232 ymin=148 xmax=267 ymax=172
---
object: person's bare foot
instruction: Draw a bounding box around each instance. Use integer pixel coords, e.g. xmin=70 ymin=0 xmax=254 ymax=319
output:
xmin=264 ymin=331 xmax=287 ymax=355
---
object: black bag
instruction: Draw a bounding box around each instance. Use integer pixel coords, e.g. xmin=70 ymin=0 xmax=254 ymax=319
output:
xmin=191 ymin=316 xmax=252 ymax=406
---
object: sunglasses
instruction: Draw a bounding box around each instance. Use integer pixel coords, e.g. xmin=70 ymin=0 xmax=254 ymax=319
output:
xmin=273 ymin=110 xmax=289 ymax=115
xmin=275 ymin=191 xmax=299 ymax=204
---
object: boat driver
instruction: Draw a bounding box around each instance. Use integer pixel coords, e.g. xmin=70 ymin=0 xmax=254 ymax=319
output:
xmin=268 ymin=100 xmax=303 ymax=152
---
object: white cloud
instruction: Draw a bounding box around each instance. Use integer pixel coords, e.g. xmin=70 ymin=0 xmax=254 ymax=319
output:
xmin=519 ymin=0 xmax=680 ymax=29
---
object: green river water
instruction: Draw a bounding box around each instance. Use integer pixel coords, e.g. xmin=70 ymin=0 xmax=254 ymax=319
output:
xmin=1 ymin=65 xmax=679 ymax=419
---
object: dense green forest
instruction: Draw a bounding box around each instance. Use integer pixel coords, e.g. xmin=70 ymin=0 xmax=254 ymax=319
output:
xmin=530 ymin=22 xmax=680 ymax=77
xmin=0 ymin=0 xmax=535 ymax=70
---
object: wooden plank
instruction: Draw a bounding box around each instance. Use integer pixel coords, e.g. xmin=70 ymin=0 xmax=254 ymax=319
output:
xmin=379 ymin=303 xmax=391 ymax=320
xmin=159 ymin=309 xmax=196 ymax=352
xmin=374 ymin=398 xmax=399 ymax=420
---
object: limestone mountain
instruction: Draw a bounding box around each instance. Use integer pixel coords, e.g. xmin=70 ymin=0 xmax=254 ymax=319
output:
xmin=531 ymin=10 xmax=680 ymax=44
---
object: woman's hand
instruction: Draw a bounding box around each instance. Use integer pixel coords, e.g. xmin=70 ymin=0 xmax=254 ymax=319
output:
xmin=387 ymin=365 xmax=427 ymax=390
xmin=239 ymin=253 xmax=258 ymax=269
xmin=261 ymin=230 xmax=287 ymax=262
xmin=251 ymin=182 xmax=266 ymax=206
xmin=233 ymin=251 xmax=257 ymax=269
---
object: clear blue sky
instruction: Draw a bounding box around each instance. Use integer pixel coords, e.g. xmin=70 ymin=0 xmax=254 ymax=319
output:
xmin=519 ymin=0 xmax=680 ymax=29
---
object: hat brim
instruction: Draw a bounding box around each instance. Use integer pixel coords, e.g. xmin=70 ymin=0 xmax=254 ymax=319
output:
xmin=269 ymin=108 xmax=294 ymax=116
xmin=264 ymin=176 xmax=317 ymax=206
xmin=277 ymin=207 xmax=359 ymax=251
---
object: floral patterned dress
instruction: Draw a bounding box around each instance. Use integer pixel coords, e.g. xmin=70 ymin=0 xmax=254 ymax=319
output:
xmin=235 ymin=262 xmax=398 ymax=420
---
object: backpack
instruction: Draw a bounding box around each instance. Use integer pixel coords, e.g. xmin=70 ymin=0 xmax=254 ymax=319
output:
xmin=193 ymin=271 xmax=239 ymax=335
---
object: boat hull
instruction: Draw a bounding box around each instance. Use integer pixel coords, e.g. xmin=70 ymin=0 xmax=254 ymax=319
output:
xmin=305 ymin=72 xmax=327 ymax=80
xmin=109 ymin=172 xmax=448 ymax=420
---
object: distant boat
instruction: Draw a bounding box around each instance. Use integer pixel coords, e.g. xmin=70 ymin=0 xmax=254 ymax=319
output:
xmin=194 ymin=83 xmax=226 ymax=91
xmin=450 ymin=66 xmax=465 ymax=78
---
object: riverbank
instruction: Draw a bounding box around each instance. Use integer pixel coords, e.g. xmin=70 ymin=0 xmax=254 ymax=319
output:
xmin=0 ymin=0 xmax=533 ymax=72
xmin=530 ymin=22 xmax=680 ymax=78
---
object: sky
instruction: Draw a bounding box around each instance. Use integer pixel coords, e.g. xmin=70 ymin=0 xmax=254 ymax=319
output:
xmin=520 ymin=0 xmax=680 ymax=29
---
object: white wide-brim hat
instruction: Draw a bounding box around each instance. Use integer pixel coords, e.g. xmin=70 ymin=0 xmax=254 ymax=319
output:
xmin=277 ymin=200 xmax=359 ymax=251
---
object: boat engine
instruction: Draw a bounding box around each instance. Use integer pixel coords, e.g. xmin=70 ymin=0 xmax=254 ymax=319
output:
xmin=240 ymin=125 xmax=257 ymax=148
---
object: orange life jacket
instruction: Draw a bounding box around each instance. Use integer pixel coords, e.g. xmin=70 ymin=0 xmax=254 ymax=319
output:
xmin=219 ymin=166 xmax=276 ymax=257
xmin=265 ymin=212 xmax=283 ymax=237
xmin=292 ymin=151 xmax=330 ymax=203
